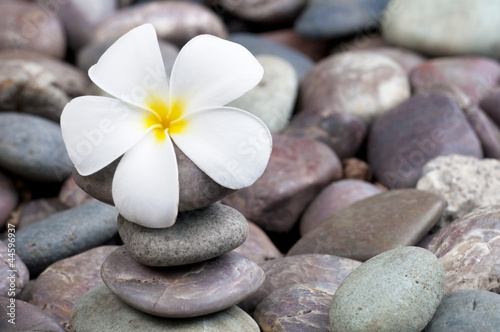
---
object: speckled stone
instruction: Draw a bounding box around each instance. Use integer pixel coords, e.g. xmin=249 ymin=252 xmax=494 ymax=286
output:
xmin=382 ymin=0 xmax=500 ymax=58
xmin=0 ymin=113 xmax=72 ymax=182
xmin=0 ymin=297 xmax=64 ymax=332
xmin=288 ymin=189 xmax=445 ymax=261
xmin=234 ymin=221 xmax=283 ymax=263
xmin=300 ymin=179 xmax=384 ymax=236
xmin=283 ymin=110 xmax=366 ymax=159
xmin=17 ymin=198 xmax=67 ymax=230
xmin=228 ymin=33 xmax=314 ymax=81
xmin=12 ymin=201 xmax=117 ymax=276
xmin=92 ymin=2 xmax=227 ymax=47
xmin=101 ymin=248 xmax=264 ymax=318
xmin=410 ymin=57 xmax=500 ymax=104
xmin=463 ymin=105 xmax=500 ymax=159
xmin=58 ymin=177 xmax=96 ymax=208
xmin=0 ymin=1 xmax=66 ymax=58
xmin=255 ymin=282 xmax=337 ymax=332
xmin=0 ymin=171 xmax=17 ymax=227
xmin=217 ymin=0 xmax=306 ymax=23
xmin=223 ymin=134 xmax=342 ymax=233
xmin=228 ymin=55 xmax=298 ymax=133
xmin=295 ymin=0 xmax=390 ymax=39
xmin=300 ymin=51 xmax=410 ymax=125
xmin=239 ymin=254 xmax=361 ymax=314
xmin=426 ymin=206 xmax=500 ymax=293
xmin=30 ymin=246 xmax=118 ymax=330
xmin=118 ymin=203 xmax=248 ymax=266
xmin=368 ymin=93 xmax=482 ymax=188
xmin=423 ymin=290 xmax=500 ymax=332
xmin=330 ymin=246 xmax=445 ymax=332
xmin=73 ymin=145 xmax=235 ymax=211
xmin=0 ymin=241 xmax=29 ymax=298
xmin=417 ymin=155 xmax=500 ymax=229
xmin=71 ymin=284 xmax=260 ymax=332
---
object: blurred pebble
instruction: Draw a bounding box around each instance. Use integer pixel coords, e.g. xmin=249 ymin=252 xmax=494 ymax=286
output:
xmin=0 ymin=1 xmax=66 ymax=58
xmin=216 ymin=0 xmax=306 ymax=24
xmin=463 ymin=105 xmax=500 ymax=158
xmin=0 ymin=113 xmax=72 ymax=182
xmin=92 ymin=1 xmax=227 ymax=47
xmin=300 ymin=51 xmax=410 ymax=125
xmin=0 ymin=297 xmax=64 ymax=332
xmin=239 ymin=254 xmax=361 ymax=313
xmin=17 ymin=198 xmax=67 ymax=230
xmin=58 ymin=176 xmax=96 ymax=208
xmin=234 ymin=221 xmax=283 ymax=263
xmin=30 ymin=246 xmax=118 ymax=331
xmin=283 ymin=110 xmax=366 ymax=159
xmin=427 ymin=206 xmax=500 ymax=294
xmin=0 ymin=241 xmax=29 ymax=297
xmin=295 ymin=0 xmax=390 ymax=39
xmin=228 ymin=55 xmax=298 ymax=132
xmin=260 ymin=29 xmax=329 ymax=61
xmin=0 ymin=171 xmax=17 ymax=228
xmin=480 ymin=89 xmax=500 ymax=127
xmin=342 ymin=158 xmax=372 ymax=181
xmin=368 ymin=93 xmax=482 ymax=188
xmin=288 ymin=189 xmax=445 ymax=261
xmin=355 ymin=46 xmax=426 ymax=74
xmin=382 ymin=0 xmax=500 ymax=58
xmin=13 ymin=201 xmax=118 ymax=276
xmin=300 ymin=179 xmax=384 ymax=236
xmin=416 ymin=155 xmax=500 ymax=229
xmin=71 ymin=285 xmax=259 ymax=332
xmin=254 ymin=282 xmax=337 ymax=332
xmin=330 ymin=246 xmax=444 ymax=332
xmin=223 ymin=134 xmax=342 ymax=233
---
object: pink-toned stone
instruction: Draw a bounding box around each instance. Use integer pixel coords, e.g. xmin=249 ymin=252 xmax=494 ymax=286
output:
xmin=30 ymin=245 xmax=118 ymax=331
xmin=234 ymin=221 xmax=283 ymax=263
xmin=223 ymin=134 xmax=342 ymax=233
xmin=300 ymin=179 xmax=384 ymax=236
xmin=17 ymin=198 xmax=67 ymax=230
xmin=0 ymin=298 xmax=64 ymax=332
xmin=59 ymin=176 xmax=96 ymax=208
xmin=480 ymin=88 xmax=500 ymax=127
xmin=358 ymin=46 xmax=426 ymax=74
xmin=427 ymin=206 xmax=500 ymax=294
xmin=215 ymin=0 xmax=306 ymax=24
xmin=0 ymin=241 xmax=29 ymax=298
xmin=0 ymin=171 xmax=17 ymax=227
xmin=464 ymin=105 xmax=500 ymax=158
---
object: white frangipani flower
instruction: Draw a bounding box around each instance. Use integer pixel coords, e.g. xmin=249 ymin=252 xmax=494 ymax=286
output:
xmin=61 ymin=24 xmax=272 ymax=228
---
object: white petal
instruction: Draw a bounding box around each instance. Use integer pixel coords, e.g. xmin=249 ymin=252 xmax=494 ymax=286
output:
xmin=88 ymin=24 xmax=169 ymax=110
xmin=169 ymin=35 xmax=263 ymax=115
xmin=61 ymin=96 xmax=150 ymax=176
xmin=170 ymin=107 xmax=272 ymax=189
xmin=112 ymin=132 xmax=179 ymax=228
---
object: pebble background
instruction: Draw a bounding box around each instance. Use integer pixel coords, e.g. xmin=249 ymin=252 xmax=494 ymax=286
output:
xmin=0 ymin=0 xmax=499 ymax=331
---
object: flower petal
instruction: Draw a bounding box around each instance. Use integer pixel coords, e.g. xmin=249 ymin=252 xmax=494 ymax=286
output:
xmin=112 ymin=131 xmax=179 ymax=228
xmin=170 ymin=107 xmax=272 ymax=189
xmin=61 ymin=96 xmax=150 ymax=176
xmin=169 ymin=35 xmax=263 ymax=115
xmin=88 ymin=24 xmax=169 ymax=110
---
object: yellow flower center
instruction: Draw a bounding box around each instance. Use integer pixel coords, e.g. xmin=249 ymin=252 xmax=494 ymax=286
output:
xmin=144 ymin=95 xmax=187 ymax=141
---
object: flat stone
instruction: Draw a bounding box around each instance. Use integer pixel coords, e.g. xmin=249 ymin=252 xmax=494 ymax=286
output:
xmin=300 ymin=179 xmax=384 ymax=236
xmin=228 ymin=33 xmax=314 ymax=81
xmin=426 ymin=206 xmax=500 ymax=293
xmin=417 ymin=155 xmax=500 ymax=229
xmin=234 ymin=221 xmax=283 ymax=263
xmin=71 ymin=284 xmax=259 ymax=332
xmin=73 ymin=145 xmax=235 ymax=211
xmin=330 ymin=246 xmax=445 ymax=332
xmin=118 ymin=203 xmax=248 ymax=266
xmin=223 ymin=134 xmax=342 ymax=233
xmin=0 ymin=171 xmax=17 ymax=227
xmin=11 ymin=201 xmax=117 ymax=276
xmin=239 ymin=254 xmax=361 ymax=313
xmin=92 ymin=2 xmax=227 ymax=47
xmin=463 ymin=105 xmax=500 ymax=158
xmin=58 ymin=176 xmax=96 ymax=208
xmin=300 ymin=51 xmax=410 ymax=125
xmin=368 ymin=93 xmax=482 ymax=188
xmin=228 ymin=55 xmax=298 ymax=132
xmin=0 ymin=297 xmax=64 ymax=332
xmin=217 ymin=0 xmax=306 ymax=24
xmin=288 ymin=189 xmax=445 ymax=261
xmin=382 ymin=0 xmax=500 ymax=58
xmin=295 ymin=0 xmax=390 ymax=39
xmin=255 ymin=282 xmax=337 ymax=332
xmin=283 ymin=110 xmax=366 ymax=159
xmin=410 ymin=57 xmax=500 ymax=104
xmin=17 ymin=198 xmax=68 ymax=230
xmin=423 ymin=290 xmax=500 ymax=332
xmin=0 ymin=241 xmax=29 ymax=298
xmin=101 ymin=248 xmax=264 ymax=318
xmin=0 ymin=1 xmax=66 ymax=58
xmin=30 ymin=246 xmax=118 ymax=331
xmin=0 ymin=113 xmax=73 ymax=182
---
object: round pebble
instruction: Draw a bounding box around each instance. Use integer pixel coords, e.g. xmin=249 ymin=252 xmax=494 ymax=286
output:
xmin=101 ymin=248 xmax=265 ymax=318
xmin=0 ymin=297 xmax=64 ymax=332
xmin=0 ymin=241 xmax=29 ymax=298
xmin=0 ymin=171 xmax=17 ymax=227
xmin=330 ymin=246 xmax=445 ymax=332
xmin=118 ymin=203 xmax=248 ymax=266
xmin=218 ymin=0 xmax=306 ymax=24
